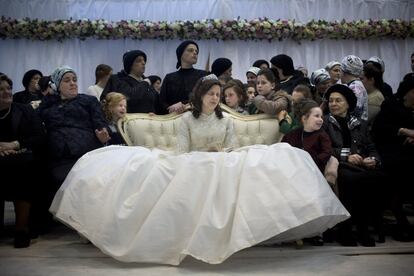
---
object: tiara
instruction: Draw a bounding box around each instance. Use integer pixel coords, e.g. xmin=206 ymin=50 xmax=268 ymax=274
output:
xmin=201 ymin=74 xmax=218 ymax=82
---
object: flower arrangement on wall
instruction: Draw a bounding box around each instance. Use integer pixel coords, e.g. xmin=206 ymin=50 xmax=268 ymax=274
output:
xmin=0 ymin=17 xmax=412 ymax=42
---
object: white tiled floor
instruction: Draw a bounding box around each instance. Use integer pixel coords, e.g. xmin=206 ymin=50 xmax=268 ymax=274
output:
xmin=1 ymin=202 xmax=413 ymax=276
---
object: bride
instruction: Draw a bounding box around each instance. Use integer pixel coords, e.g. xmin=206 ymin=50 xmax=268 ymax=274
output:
xmin=50 ymin=75 xmax=349 ymax=265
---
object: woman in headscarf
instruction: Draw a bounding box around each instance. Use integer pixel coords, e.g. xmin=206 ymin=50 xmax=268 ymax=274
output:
xmin=13 ymin=69 xmax=43 ymax=104
xmin=101 ymin=50 xmax=160 ymax=113
xmin=159 ymin=40 xmax=208 ymax=114
xmin=38 ymin=66 xmax=109 ymax=191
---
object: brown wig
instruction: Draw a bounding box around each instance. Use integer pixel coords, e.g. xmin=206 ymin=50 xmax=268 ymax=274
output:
xmin=190 ymin=77 xmax=223 ymax=119
xmin=223 ymin=81 xmax=248 ymax=107
xmin=293 ymin=98 xmax=320 ymax=126
xmin=95 ymin=64 xmax=112 ymax=84
xmin=363 ymin=63 xmax=384 ymax=91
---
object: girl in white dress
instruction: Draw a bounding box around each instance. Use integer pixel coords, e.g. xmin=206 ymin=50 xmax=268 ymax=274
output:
xmin=50 ymin=74 xmax=349 ymax=265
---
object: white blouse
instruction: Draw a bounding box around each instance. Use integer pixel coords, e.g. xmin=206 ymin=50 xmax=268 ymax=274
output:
xmin=177 ymin=111 xmax=238 ymax=153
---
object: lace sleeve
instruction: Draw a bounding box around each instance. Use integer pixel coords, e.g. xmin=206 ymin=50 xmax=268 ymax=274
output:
xmin=224 ymin=118 xmax=239 ymax=149
xmin=177 ymin=115 xmax=191 ymax=153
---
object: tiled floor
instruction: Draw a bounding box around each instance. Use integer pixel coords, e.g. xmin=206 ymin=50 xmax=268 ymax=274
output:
xmin=1 ymin=202 xmax=413 ymax=276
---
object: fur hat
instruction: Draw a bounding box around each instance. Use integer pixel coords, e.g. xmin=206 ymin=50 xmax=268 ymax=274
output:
xmin=211 ymin=58 xmax=232 ymax=77
xmin=176 ymin=40 xmax=199 ymax=69
xmin=310 ymin=68 xmax=331 ymax=86
xmin=22 ymin=69 xmax=43 ymax=89
xmin=325 ymin=84 xmax=357 ymax=112
xmin=270 ymin=54 xmax=295 ymax=76
xmin=123 ymin=50 xmax=147 ymax=74
xmin=341 ymin=55 xmax=363 ymax=76
xmin=50 ymin=66 xmax=76 ymax=92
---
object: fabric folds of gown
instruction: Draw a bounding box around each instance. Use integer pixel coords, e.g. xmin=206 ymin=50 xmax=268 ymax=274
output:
xmin=50 ymin=143 xmax=349 ymax=265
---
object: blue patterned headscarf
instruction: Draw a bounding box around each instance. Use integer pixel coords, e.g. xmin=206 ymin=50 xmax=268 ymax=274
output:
xmin=51 ymin=65 xmax=76 ymax=92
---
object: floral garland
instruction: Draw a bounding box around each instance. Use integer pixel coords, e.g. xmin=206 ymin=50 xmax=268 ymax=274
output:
xmin=1 ymin=17 xmax=413 ymax=42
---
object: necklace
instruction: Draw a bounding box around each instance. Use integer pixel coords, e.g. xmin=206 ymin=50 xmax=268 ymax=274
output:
xmin=0 ymin=106 xmax=11 ymax=119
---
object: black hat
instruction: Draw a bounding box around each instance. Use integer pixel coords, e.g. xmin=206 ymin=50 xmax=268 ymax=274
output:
xmin=176 ymin=40 xmax=199 ymax=69
xmin=253 ymin=59 xmax=269 ymax=68
xmin=325 ymin=84 xmax=357 ymax=112
xmin=211 ymin=58 xmax=232 ymax=77
xmin=123 ymin=50 xmax=147 ymax=74
xmin=270 ymin=54 xmax=295 ymax=76
xmin=22 ymin=69 xmax=43 ymax=89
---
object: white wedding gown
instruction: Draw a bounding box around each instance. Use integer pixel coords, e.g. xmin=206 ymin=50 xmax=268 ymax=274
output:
xmin=50 ymin=112 xmax=350 ymax=265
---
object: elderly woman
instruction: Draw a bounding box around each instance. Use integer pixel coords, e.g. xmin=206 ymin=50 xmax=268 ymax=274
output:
xmin=0 ymin=74 xmax=46 ymax=248
xmin=323 ymin=84 xmax=386 ymax=247
xmin=372 ymin=76 xmax=414 ymax=241
xmin=325 ymin=61 xmax=341 ymax=85
xmin=38 ymin=66 xmax=109 ymax=191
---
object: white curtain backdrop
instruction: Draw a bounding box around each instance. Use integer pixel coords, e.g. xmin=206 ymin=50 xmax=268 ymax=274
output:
xmin=1 ymin=0 xmax=413 ymax=92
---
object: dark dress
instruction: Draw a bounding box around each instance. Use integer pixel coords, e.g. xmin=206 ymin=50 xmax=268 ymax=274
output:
xmin=101 ymin=70 xmax=160 ymax=114
xmin=277 ymin=71 xmax=310 ymax=95
xmin=13 ymin=89 xmax=42 ymax=105
xmin=372 ymin=98 xmax=414 ymax=196
xmin=282 ymin=128 xmax=332 ymax=173
xmin=323 ymin=114 xmax=386 ymax=240
xmin=0 ymin=103 xmax=46 ymax=200
xmin=38 ymin=94 xmax=108 ymax=189
xmin=159 ymin=68 xmax=207 ymax=114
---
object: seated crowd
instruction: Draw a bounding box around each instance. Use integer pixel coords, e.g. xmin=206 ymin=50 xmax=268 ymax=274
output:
xmin=0 ymin=41 xmax=413 ymax=249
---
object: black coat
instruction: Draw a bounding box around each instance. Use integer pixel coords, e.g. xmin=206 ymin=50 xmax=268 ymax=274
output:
xmin=101 ymin=70 xmax=160 ymax=114
xmin=159 ymin=68 xmax=208 ymax=114
xmin=371 ymin=99 xmax=414 ymax=168
xmin=13 ymin=89 xmax=42 ymax=104
xmin=38 ymin=94 xmax=108 ymax=160
xmin=0 ymin=103 xmax=46 ymax=199
xmin=322 ymin=114 xmax=380 ymax=162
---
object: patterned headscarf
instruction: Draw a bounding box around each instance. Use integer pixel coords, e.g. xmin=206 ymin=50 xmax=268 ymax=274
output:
xmin=50 ymin=65 xmax=76 ymax=92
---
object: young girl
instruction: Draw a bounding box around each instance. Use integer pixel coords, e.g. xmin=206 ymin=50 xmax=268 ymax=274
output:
xmin=282 ymin=98 xmax=339 ymax=245
xmin=249 ymin=68 xmax=290 ymax=115
xmin=222 ymin=81 xmax=248 ymax=115
xmin=277 ymin=84 xmax=312 ymax=134
xmin=245 ymin=83 xmax=256 ymax=101
xmin=102 ymin=92 xmax=127 ymax=145
xmin=282 ymin=98 xmax=334 ymax=175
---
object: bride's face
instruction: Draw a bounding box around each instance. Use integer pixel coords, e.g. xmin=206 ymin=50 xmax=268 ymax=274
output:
xmin=201 ymin=84 xmax=221 ymax=113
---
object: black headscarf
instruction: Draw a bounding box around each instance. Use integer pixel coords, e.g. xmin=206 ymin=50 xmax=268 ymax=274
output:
xmin=22 ymin=69 xmax=43 ymax=89
xmin=123 ymin=50 xmax=147 ymax=74
xmin=176 ymin=40 xmax=199 ymax=69
xmin=211 ymin=58 xmax=232 ymax=77
xmin=270 ymin=54 xmax=295 ymax=76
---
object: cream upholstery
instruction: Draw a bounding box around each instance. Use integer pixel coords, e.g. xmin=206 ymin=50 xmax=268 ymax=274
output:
xmin=118 ymin=104 xmax=283 ymax=150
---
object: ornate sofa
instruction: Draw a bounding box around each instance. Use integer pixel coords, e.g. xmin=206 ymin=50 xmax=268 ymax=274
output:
xmin=118 ymin=104 xmax=283 ymax=150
